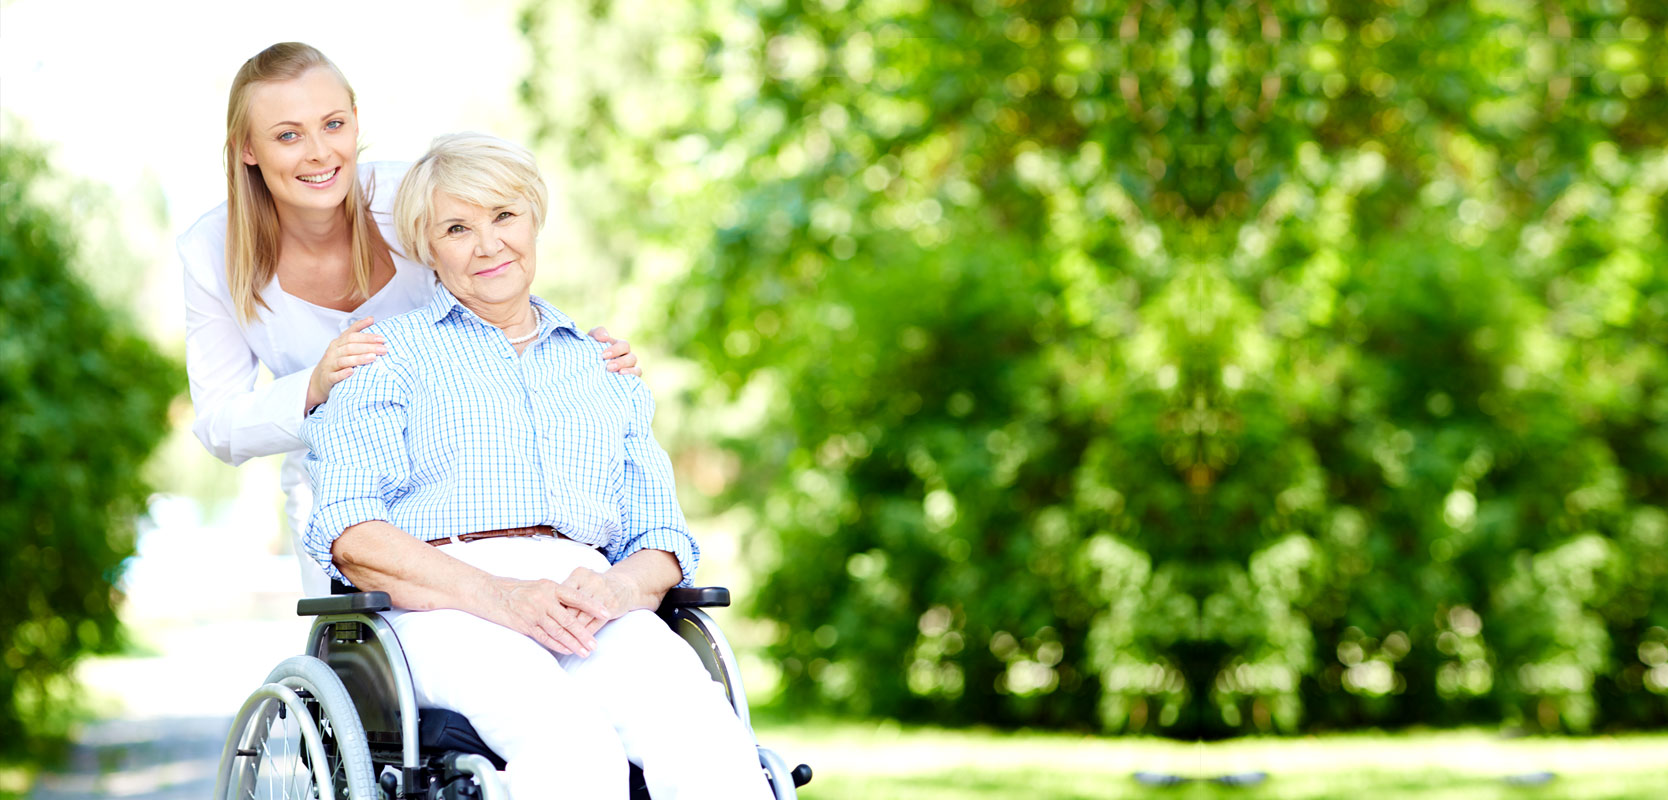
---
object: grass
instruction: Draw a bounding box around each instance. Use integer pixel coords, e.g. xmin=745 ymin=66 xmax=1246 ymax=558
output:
xmin=752 ymin=718 xmax=1668 ymax=800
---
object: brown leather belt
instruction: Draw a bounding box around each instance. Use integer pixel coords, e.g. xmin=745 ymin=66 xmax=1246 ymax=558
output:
xmin=429 ymin=525 xmax=565 ymax=547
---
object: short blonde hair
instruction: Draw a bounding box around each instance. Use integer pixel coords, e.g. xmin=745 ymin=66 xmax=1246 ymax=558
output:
xmin=393 ymin=133 xmax=549 ymax=268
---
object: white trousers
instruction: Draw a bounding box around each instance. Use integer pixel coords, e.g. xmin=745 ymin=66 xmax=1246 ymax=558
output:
xmin=383 ymin=537 xmax=772 ymax=800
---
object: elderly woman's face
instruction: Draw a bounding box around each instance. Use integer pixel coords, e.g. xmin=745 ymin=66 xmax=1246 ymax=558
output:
xmin=427 ymin=193 xmax=537 ymax=310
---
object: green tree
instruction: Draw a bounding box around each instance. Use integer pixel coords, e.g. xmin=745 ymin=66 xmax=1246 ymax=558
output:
xmin=0 ymin=139 xmax=181 ymax=763
xmin=520 ymin=0 xmax=1668 ymax=735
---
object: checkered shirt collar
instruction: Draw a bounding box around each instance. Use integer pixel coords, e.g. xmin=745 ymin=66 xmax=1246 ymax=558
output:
xmin=421 ymin=280 xmax=581 ymax=339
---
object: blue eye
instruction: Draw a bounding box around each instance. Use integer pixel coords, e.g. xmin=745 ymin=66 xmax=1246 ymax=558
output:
xmin=278 ymin=131 xmax=299 ymax=142
xmin=326 ymin=119 xmax=344 ymax=131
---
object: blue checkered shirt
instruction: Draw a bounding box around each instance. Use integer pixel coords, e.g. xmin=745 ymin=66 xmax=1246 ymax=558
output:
xmin=300 ymin=283 xmax=698 ymax=587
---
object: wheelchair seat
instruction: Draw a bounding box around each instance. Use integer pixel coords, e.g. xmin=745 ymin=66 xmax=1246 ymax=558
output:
xmin=418 ymin=708 xmax=503 ymax=770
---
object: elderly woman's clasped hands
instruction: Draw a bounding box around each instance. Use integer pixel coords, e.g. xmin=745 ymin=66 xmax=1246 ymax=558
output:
xmin=493 ymin=564 xmax=656 ymax=658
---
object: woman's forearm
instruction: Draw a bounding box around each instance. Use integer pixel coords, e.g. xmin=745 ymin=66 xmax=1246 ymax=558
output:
xmin=188 ymin=360 xmax=313 ymax=465
xmin=607 ymin=548 xmax=683 ymax=612
xmin=332 ymin=520 xmax=498 ymax=612
xmin=183 ymin=248 xmax=312 ymax=464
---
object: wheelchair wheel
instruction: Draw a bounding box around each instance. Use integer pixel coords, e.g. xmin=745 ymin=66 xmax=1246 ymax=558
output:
xmin=216 ymin=655 xmax=378 ymax=800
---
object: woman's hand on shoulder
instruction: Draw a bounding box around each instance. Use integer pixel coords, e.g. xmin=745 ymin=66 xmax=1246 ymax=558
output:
xmin=307 ymin=317 xmax=388 ymax=412
xmin=588 ymin=326 xmax=641 ymax=377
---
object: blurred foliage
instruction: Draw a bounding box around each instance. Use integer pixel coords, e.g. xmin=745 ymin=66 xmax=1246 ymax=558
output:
xmin=521 ymin=0 xmax=1668 ymax=735
xmin=0 ymin=139 xmax=182 ymax=763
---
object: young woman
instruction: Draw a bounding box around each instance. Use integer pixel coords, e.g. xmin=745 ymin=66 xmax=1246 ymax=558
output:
xmin=181 ymin=43 xmax=638 ymax=596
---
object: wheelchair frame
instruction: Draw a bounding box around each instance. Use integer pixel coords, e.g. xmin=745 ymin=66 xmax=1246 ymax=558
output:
xmin=215 ymin=587 xmax=810 ymax=799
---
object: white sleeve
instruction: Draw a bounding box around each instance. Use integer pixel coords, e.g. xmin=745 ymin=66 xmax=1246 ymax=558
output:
xmin=181 ymin=231 xmax=311 ymax=465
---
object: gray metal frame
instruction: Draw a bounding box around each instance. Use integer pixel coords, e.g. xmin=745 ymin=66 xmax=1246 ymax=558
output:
xmin=671 ymin=607 xmax=752 ymax=730
xmin=445 ymin=754 xmax=508 ymax=797
xmin=758 ymin=746 xmax=801 ymax=800
xmin=304 ymin=612 xmax=421 ymax=777
xmin=669 ymin=607 xmax=800 ymax=799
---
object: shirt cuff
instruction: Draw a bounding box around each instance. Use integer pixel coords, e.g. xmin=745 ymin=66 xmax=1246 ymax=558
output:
xmin=303 ymin=497 xmax=390 ymax=585
xmin=614 ymin=528 xmax=700 ymax=588
xmin=269 ymin=368 xmax=315 ymax=438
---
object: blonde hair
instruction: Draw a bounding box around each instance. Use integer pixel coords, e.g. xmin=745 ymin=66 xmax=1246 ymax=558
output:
xmin=393 ymin=132 xmax=549 ymax=269
xmin=223 ymin=42 xmax=384 ymax=323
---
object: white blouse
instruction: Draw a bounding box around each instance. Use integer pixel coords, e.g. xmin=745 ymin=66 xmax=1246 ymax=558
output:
xmin=180 ymin=161 xmax=434 ymax=593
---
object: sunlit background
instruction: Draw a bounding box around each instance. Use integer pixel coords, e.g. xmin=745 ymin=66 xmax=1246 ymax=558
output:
xmin=4 ymin=1 xmax=1668 ymax=798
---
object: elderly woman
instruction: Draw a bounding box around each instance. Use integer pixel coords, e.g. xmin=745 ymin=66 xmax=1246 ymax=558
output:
xmin=300 ymin=133 xmax=770 ymax=799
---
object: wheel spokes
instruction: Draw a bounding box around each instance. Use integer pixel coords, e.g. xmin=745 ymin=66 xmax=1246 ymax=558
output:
xmin=235 ymin=687 xmax=351 ymax=800
xmin=247 ymin=700 xmax=315 ymax=800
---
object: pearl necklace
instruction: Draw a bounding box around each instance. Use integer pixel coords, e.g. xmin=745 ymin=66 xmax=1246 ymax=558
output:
xmin=504 ymin=307 xmax=541 ymax=345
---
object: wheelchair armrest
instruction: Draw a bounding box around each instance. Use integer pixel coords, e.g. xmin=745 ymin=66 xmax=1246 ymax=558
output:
xmin=297 ymin=592 xmax=392 ymax=616
xmin=298 ymin=587 xmax=722 ymax=616
xmin=660 ymin=587 xmax=730 ymax=611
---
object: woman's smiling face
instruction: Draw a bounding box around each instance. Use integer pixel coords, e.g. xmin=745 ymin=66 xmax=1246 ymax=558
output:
xmin=427 ymin=192 xmax=539 ymax=312
xmin=240 ymin=66 xmax=359 ymax=215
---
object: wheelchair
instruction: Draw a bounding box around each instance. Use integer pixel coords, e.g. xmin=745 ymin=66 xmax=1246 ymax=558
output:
xmin=214 ymin=585 xmax=812 ymax=799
